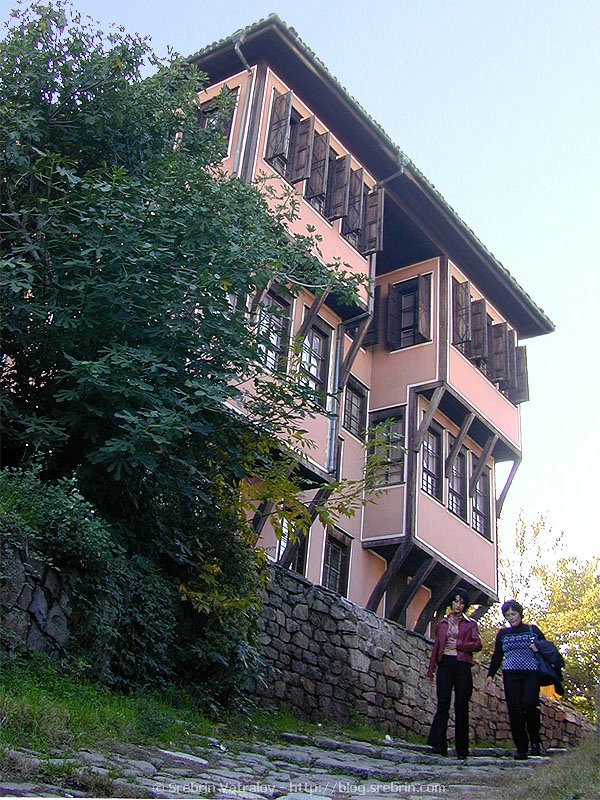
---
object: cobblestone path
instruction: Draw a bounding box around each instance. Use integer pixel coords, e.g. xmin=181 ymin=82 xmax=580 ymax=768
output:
xmin=0 ymin=731 xmax=559 ymax=799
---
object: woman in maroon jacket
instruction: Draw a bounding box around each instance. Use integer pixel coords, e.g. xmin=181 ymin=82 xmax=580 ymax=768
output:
xmin=426 ymin=588 xmax=482 ymax=759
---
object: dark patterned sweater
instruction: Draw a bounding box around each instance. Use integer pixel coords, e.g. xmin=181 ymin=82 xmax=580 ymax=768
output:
xmin=488 ymin=623 xmax=546 ymax=676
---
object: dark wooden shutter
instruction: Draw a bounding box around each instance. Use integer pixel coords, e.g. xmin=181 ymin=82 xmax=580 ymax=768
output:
xmin=490 ymin=322 xmax=509 ymax=382
xmin=386 ymin=285 xmax=402 ymax=350
xmin=509 ymin=346 xmax=529 ymax=404
xmin=326 ymin=154 xmax=351 ymax=220
xmin=452 ymin=279 xmax=471 ymax=348
xmin=196 ymin=104 xmax=208 ymax=128
xmin=417 ymin=274 xmax=432 ymax=341
xmin=265 ymin=90 xmax=292 ymax=162
xmin=363 ymin=285 xmax=380 ymax=346
xmin=470 ymin=299 xmax=488 ymax=360
xmin=305 ymin=131 xmax=330 ymax=199
xmin=362 ymin=187 xmax=384 ymax=255
xmin=289 ymin=115 xmax=315 ymax=183
xmin=501 ymin=329 xmax=517 ymax=390
xmin=342 ymin=168 xmax=364 ymax=234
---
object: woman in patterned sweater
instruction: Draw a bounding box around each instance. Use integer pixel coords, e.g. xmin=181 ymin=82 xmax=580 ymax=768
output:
xmin=485 ymin=599 xmax=546 ymax=759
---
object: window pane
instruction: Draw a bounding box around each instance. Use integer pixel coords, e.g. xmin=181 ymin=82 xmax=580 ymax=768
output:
xmin=323 ymin=533 xmax=350 ymax=596
xmin=373 ymin=412 xmax=405 ymax=485
xmin=343 ymin=381 xmax=366 ymax=438
xmin=300 ymin=326 xmax=328 ymax=399
xmin=472 ymin=467 xmax=490 ymax=538
xmin=422 ymin=427 xmax=442 ymax=500
xmin=448 ymin=443 xmax=467 ymax=520
xmin=258 ymin=294 xmax=289 ymax=370
xmin=276 ymin=519 xmax=308 ymax=575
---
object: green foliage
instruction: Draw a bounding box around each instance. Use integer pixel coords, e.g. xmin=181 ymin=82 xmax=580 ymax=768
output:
xmin=478 ymin=514 xmax=599 ymax=721
xmin=0 ymin=1 xmax=378 ymax=700
xmin=0 ymin=653 xmax=214 ymax=752
xmin=536 ymin=556 xmax=600 ymax=721
xmin=0 ymin=465 xmax=179 ymax=689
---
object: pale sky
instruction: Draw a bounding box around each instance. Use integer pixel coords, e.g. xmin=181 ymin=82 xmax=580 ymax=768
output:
xmin=3 ymin=0 xmax=598 ymax=562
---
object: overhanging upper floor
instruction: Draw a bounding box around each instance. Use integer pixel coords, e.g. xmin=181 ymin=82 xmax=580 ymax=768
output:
xmin=190 ymin=15 xmax=554 ymax=341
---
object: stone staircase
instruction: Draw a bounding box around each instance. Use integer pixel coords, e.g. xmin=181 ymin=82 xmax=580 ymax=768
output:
xmin=0 ymin=730 xmax=559 ymax=798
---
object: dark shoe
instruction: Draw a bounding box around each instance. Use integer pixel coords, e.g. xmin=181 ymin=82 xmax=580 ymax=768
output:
xmin=456 ymin=752 xmax=469 ymax=760
xmin=530 ymin=742 xmax=541 ymax=756
xmin=514 ymin=752 xmax=528 ymax=760
xmin=429 ymin=744 xmax=448 ymax=756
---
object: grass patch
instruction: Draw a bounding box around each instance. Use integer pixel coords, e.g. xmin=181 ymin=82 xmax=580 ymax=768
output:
xmin=503 ymin=735 xmax=600 ymax=800
xmin=0 ymin=654 xmax=214 ymax=752
xmin=228 ymin=704 xmax=411 ymax=746
xmin=0 ymin=655 xmax=399 ymax=757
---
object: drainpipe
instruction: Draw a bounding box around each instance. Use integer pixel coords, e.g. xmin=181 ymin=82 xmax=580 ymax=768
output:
xmin=326 ymin=324 xmax=345 ymax=475
xmin=231 ymin=34 xmax=254 ymax=179
xmin=373 ymin=152 xmax=409 ymax=190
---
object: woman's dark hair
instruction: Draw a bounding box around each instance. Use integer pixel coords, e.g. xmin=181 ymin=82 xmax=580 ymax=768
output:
xmin=448 ymin=587 xmax=470 ymax=608
xmin=501 ymin=599 xmax=524 ymax=616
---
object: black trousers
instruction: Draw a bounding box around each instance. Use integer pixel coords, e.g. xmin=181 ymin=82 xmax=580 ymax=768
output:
xmin=502 ymin=670 xmax=541 ymax=755
xmin=427 ymin=655 xmax=473 ymax=757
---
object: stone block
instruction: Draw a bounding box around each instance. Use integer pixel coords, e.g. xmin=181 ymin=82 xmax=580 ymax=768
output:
xmin=43 ymin=603 xmax=70 ymax=647
xmin=360 ymin=674 xmax=376 ymax=690
xmin=292 ymin=631 xmax=310 ymax=650
xmin=316 ymin=683 xmax=333 ymax=698
xmin=382 ymin=656 xmax=402 ymax=678
xmin=27 ymin=586 xmax=48 ymax=627
xmin=286 ymin=619 xmax=301 ymax=634
xmin=386 ymin=679 xmax=403 ymax=699
xmin=348 ymin=649 xmax=370 ymax=673
xmin=329 ymin=604 xmax=347 ymax=620
xmin=43 ymin=569 xmax=62 ymax=598
xmin=0 ymin=556 xmax=26 ymax=608
xmin=1 ymin=608 xmax=29 ymax=642
xmin=277 ymin=627 xmax=291 ymax=643
xmin=293 ymin=603 xmax=309 ymax=621
xmin=309 ymin=598 xmax=330 ymax=614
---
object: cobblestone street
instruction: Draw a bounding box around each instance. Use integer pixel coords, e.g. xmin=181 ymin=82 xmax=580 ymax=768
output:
xmin=0 ymin=730 xmax=557 ymax=799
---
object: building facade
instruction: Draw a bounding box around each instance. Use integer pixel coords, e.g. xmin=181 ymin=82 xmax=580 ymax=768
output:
xmin=190 ymin=16 xmax=554 ymax=631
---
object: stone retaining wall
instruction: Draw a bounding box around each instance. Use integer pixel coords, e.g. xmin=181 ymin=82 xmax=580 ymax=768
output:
xmin=253 ymin=565 xmax=593 ymax=748
xmin=1 ymin=543 xmax=593 ymax=749
xmin=0 ymin=539 xmax=71 ymax=658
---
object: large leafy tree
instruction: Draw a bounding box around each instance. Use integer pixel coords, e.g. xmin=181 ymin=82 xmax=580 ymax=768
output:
xmin=478 ymin=515 xmax=599 ymax=721
xmin=536 ymin=556 xmax=600 ymax=720
xmin=0 ymin=2 xmax=366 ymax=697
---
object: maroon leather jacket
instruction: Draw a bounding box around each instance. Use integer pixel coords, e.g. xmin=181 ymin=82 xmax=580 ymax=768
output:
xmin=427 ymin=615 xmax=482 ymax=678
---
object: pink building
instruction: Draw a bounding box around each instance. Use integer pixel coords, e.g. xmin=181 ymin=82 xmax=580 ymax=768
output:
xmin=191 ymin=16 xmax=553 ymax=632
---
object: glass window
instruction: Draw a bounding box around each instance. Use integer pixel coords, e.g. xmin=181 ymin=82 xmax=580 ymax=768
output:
xmin=422 ymin=425 xmax=443 ymax=501
xmin=343 ymin=379 xmax=367 ymax=439
xmin=322 ymin=529 xmax=351 ymax=596
xmin=372 ymin=411 xmax=405 ymax=485
xmin=258 ymin=292 xmax=290 ymax=371
xmin=472 ymin=466 xmax=491 ymax=539
xmin=300 ymin=323 xmax=330 ymax=402
xmin=448 ymin=436 xmax=467 ymax=520
xmin=276 ymin=519 xmax=308 ymax=576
